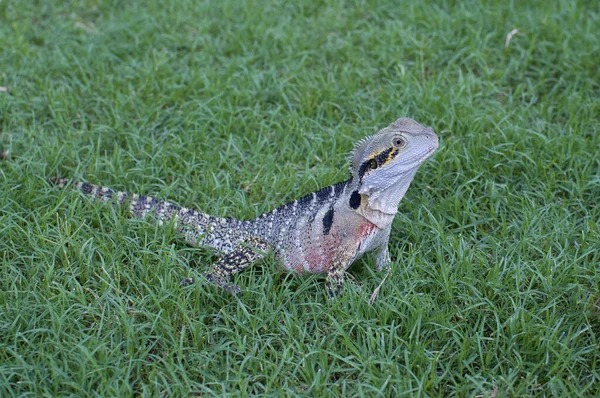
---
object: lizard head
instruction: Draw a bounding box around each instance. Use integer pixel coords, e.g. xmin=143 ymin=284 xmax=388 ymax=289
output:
xmin=350 ymin=117 xmax=438 ymax=219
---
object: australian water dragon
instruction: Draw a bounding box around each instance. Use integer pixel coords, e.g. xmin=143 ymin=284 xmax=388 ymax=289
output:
xmin=51 ymin=118 xmax=439 ymax=298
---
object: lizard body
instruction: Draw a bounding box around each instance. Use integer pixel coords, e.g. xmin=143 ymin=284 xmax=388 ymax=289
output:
xmin=52 ymin=117 xmax=439 ymax=297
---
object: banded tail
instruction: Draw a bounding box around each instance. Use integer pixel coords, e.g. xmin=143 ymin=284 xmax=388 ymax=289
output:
xmin=49 ymin=177 xmax=249 ymax=252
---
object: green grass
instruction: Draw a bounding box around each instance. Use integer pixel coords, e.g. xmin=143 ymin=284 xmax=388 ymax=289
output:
xmin=1 ymin=0 xmax=599 ymax=396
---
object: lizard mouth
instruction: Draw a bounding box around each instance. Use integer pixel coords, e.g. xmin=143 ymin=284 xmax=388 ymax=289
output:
xmin=425 ymin=141 xmax=439 ymax=156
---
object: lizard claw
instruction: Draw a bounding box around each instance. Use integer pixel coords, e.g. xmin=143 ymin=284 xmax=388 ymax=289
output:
xmin=223 ymin=284 xmax=241 ymax=295
xmin=205 ymin=273 xmax=241 ymax=295
xmin=180 ymin=277 xmax=195 ymax=287
xmin=325 ymin=283 xmax=343 ymax=299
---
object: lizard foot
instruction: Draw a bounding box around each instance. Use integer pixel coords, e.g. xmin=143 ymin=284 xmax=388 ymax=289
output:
xmin=223 ymin=284 xmax=241 ymax=295
xmin=325 ymin=281 xmax=343 ymax=299
xmin=180 ymin=277 xmax=195 ymax=287
xmin=205 ymin=272 xmax=241 ymax=295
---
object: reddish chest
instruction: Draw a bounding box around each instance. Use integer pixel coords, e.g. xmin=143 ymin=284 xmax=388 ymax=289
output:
xmin=294 ymin=219 xmax=378 ymax=273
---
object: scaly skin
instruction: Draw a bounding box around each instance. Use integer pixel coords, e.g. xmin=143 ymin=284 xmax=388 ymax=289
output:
xmin=51 ymin=117 xmax=439 ymax=297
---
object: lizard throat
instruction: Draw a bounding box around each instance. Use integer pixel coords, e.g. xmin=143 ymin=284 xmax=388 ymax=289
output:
xmin=357 ymin=205 xmax=396 ymax=229
xmin=353 ymin=168 xmax=420 ymax=228
xmin=352 ymin=193 xmax=397 ymax=229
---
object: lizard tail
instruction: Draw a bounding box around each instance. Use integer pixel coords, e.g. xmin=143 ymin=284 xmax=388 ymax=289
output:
xmin=50 ymin=176 xmax=186 ymax=221
xmin=49 ymin=177 xmax=245 ymax=251
xmin=50 ymin=176 xmax=154 ymax=211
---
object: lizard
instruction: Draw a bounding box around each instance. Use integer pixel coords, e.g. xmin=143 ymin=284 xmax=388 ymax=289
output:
xmin=50 ymin=117 xmax=439 ymax=298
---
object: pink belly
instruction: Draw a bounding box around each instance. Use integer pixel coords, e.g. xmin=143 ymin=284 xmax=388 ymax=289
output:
xmin=287 ymin=219 xmax=378 ymax=274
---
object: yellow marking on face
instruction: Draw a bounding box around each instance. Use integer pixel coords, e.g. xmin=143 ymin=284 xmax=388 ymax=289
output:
xmin=366 ymin=147 xmax=400 ymax=168
xmin=385 ymin=148 xmax=400 ymax=165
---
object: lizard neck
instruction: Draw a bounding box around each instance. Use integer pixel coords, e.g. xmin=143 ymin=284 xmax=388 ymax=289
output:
xmin=354 ymin=202 xmax=396 ymax=230
xmin=362 ymin=168 xmax=418 ymax=214
xmin=349 ymin=169 xmax=417 ymax=229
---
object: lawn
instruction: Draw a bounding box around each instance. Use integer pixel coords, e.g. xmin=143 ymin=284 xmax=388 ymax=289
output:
xmin=1 ymin=0 xmax=599 ymax=396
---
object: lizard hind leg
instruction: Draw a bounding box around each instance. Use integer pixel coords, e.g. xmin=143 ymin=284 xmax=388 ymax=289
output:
xmin=182 ymin=236 xmax=271 ymax=294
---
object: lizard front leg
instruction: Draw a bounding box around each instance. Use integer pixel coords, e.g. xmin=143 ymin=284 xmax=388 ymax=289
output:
xmin=369 ymin=244 xmax=392 ymax=304
xmin=373 ymin=226 xmax=392 ymax=272
xmin=181 ymin=236 xmax=271 ymax=294
xmin=325 ymin=240 xmax=360 ymax=299
xmin=374 ymin=244 xmax=391 ymax=272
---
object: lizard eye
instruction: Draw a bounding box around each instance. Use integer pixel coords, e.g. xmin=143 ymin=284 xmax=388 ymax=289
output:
xmin=392 ymin=136 xmax=407 ymax=148
xmin=369 ymin=158 xmax=378 ymax=169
